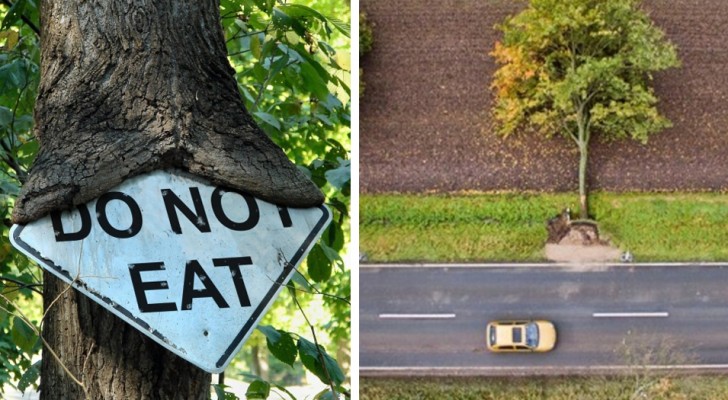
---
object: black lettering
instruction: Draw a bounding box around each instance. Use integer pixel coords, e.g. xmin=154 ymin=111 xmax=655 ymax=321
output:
xmin=96 ymin=192 xmax=143 ymax=239
xmin=213 ymin=257 xmax=253 ymax=307
xmin=181 ymin=260 xmax=229 ymax=310
xmin=211 ymin=187 xmax=259 ymax=231
xmin=129 ymin=262 xmax=177 ymax=313
xmin=161 ymin=187 xmax=211 ymax=234
xmin=277 ymin=206 xmax=292 ymax=228
xmin=51 ymin=205 xmax=92 ymax=242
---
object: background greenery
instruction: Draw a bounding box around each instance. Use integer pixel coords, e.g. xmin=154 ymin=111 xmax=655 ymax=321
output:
xmin=361 ymin=192 xmax=728 ymax=262
xmin=0 ymin=0 xmax=350 ymax=398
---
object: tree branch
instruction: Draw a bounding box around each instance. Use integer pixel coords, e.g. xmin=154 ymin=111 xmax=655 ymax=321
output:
xmin=0 ymin=275 xmax=43 ymax=295
xmin=0 ymin=140 xmax=28 ymax=183
xmin=292 ymin=294 xmax=340 ymax=399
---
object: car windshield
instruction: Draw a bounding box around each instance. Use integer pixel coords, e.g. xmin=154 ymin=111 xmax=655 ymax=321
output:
xmin=525 ymin=322 xmax=539 ymax=348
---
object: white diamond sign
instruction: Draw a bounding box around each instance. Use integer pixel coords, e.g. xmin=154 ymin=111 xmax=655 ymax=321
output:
xmin=10 ymin=169 xmax=331 ymax=372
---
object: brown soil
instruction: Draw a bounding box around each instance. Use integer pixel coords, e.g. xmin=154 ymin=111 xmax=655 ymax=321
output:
xmin=360 ymin=0 xmax=728 ymax=193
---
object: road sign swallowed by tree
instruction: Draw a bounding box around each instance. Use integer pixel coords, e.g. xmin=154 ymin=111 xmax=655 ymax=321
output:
xmin=9 ymin=169 xmax=331 ymax=372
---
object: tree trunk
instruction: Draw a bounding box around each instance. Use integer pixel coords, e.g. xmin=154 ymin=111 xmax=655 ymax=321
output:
xmin=576 ymin=104 xmax=590 ymax=220
xmin=578 ymin=139 xmax=588 ymax=219
xmin=13 ymin=1 xmax=322 ymax=398
xmin=11 ymin=0 xmax=323 ymax=225
xmin=42 ymin=273 xmax=210 ymax=399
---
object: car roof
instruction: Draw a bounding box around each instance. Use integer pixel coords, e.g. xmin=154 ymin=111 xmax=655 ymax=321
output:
xmin=494 ymin=324 xmax=524 ymax=346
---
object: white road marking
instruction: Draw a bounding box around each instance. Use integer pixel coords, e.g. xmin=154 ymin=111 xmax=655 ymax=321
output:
xmin=592 ymin=312 xmax=669 ymax=318
xmin=378 ymin=313 xmax=456 ymax=319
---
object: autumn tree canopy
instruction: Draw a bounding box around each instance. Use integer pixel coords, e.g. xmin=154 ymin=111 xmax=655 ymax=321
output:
xmin=492 ymin=0 xmax=679 ymax=218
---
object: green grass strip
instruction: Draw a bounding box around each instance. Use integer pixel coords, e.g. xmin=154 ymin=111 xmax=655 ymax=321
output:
xmin=360 ymin=376 xmax=728 ymax=400
xmin=360 ymin=192 xmax=728 ymax=262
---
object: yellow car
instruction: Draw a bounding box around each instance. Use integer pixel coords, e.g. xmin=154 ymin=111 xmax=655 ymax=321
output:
xmin=486 ymin=320 xmax=557 ymax=352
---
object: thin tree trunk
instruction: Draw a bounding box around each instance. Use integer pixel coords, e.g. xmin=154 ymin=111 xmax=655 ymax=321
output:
xmin=14 ymin=0 xmax=321 ymax=398
xmin=576 ymin=108 xmax=589 ymax=220
xmin=578 ymin=141 xmax=588 ymax=219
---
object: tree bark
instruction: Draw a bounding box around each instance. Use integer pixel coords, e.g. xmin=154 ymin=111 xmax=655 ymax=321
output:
xmin=12 ymin=1 xmax=322 ymax=398
xmin=576 ymin=106 xmax=589 ymax=220
xmin=11 ymin=0 xmax=323 ymax=225
xmin=578 ymin=141 xmax=588 ymax=220
xmin=42 ymin=274 xmax=210 ymax=399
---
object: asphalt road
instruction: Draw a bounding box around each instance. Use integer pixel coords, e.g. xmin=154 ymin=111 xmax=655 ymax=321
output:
xmin=360 ymin=263 xmax=728 ymax=376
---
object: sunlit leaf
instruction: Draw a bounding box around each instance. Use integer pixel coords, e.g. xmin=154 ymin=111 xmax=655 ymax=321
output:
xmin=245 ymin=380 xmax=271 ymax=399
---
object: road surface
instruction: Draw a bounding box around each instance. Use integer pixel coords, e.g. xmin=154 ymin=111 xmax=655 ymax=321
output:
xmin=360 ymin=263 xmax=728 ymax=376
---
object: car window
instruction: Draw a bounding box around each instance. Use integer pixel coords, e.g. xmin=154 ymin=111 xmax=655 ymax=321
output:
xmin=511 ymin=327 xmax=522 ymax=343
xmin=525 ymin=322 xmax=539 ymax=348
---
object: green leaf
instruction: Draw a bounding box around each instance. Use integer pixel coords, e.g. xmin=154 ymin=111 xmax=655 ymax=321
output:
xmin=0 ymin=105 xmax=12 ymax=129
xmin=323 ymin=221 xmax=344 ymax=252
xmin=278 ymin=4 xmax=326 ymax=22
xmin=324 ymin=159 xmax=350 ymax=190
xmin=0 ymin=59 xmax=28 ymax=90
xmin=290 ymin=270 xmax=312 ymax=291
xmin=212 ymin=384 xmax=239 ymax=400
xmin=11 ymin=316 xmax=36 ymax=353
xmin=0 ymin=301 xmax=7 ymax=325
xmin=0 ymin=30 xmax=19 ymax=50
xmin=0 ymin=176 xmax=20 ymax=196
xmin=252 ymin=0 xmax=270 ymax=13
xmin=2 ymin=0 xmax=26 ymax=30
xmin=297 ymin=337 xmax=345 ymax=386
xmin=253 ymin=111 xmax=281 ymax=130
xmin=245 ymin=380 xmax=271 ymax=399
xmin=307 ymin=244 xmax=331 ymax=282
xmin=315 ymin=389 xmax=337 ymax=400
xmin=17 ymin=359 xmax=39 ymax=393
xmin=327 ymin=17 xmax=351 ymax=38
xmin=250 ymin=34 xmax=261 ymax=59
xmin=272 ymin=8 xmax=306 ymax=37
xmin=257 ymin=325 xmax=297 ymax=366
xmin=327 ymin=198 xmax=348 ymax=219
xmin=299 ymin=61 xmax=330 ymax=100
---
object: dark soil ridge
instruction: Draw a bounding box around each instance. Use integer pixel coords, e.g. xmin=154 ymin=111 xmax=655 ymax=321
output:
xmin=360 ymin=0 xmax=728 ymax=193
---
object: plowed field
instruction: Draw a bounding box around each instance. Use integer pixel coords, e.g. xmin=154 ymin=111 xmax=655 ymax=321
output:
xmin=360 ymin=0 xmax=728 ymax=193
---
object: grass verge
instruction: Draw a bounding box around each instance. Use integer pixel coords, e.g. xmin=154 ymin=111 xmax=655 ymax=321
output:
xmin=360 ymin=376 xmax=728 ymax=400
xmin=360 ymin=192 xmax=728 ymax=262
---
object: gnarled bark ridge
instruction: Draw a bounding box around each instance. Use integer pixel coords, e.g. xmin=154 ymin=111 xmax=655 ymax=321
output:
xmin=12 ymin=0 xmax=323 ymax=224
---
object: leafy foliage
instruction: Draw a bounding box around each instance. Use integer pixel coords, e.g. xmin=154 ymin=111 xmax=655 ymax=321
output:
xmin=0 ymin=1 xmax=41 ymax=394
xmin=491 ymin=0 xmax=679 ymax=217
xmin=359 ymin=12 xmax=373 ymax=57
xmin=358 ymin=11 xmax=374 ymax=96
xmin=0 ymin=0 xmax=349 ymax=397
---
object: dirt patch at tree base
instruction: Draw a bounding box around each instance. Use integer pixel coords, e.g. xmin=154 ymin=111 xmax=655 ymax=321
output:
xmin=545 ymin=243 xmax=622 ymax=263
